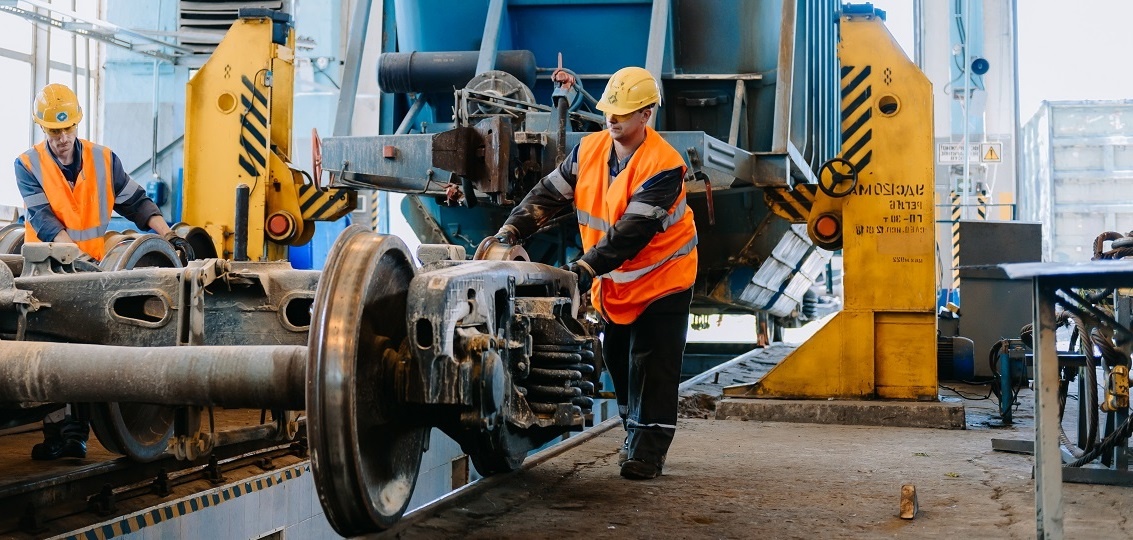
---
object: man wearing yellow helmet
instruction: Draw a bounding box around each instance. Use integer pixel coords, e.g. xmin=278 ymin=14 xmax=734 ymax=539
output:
xmin=14 ymin=83 xmax=194 ymax=460
xmin=477 ymin=66 xmax=697 ymax=480
xmin=16 ymin=83 xmax=193 ymax=264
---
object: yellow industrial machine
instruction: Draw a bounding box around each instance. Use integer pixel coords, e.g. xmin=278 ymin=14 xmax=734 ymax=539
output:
xmin=725 ymin=8 xmax=938 ymax=400
xmin=182 ymin=10 xmax=355 ymax=261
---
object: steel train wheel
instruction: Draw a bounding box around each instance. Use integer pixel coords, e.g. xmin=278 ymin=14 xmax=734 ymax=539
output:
xmin=172 ymin=223 xmax=217 ymax=260
xmin=99 ymin=233 xmax=182 ymax=271
xmin=308 ymin=225 xmax=427 ymax=536
xmin=90 ymin=233 xmax=183 ymax=461
xmin=0 ymin=223 xmax=24 ymax=255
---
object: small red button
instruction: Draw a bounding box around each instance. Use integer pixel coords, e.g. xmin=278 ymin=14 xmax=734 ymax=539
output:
xmin=815 ymin=214 xmax=839 ymax=239
xmin=268 ymin=214 xmax=291 ymax=236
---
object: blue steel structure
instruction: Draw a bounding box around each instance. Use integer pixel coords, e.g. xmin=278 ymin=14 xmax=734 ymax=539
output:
xmin=324 ymin=0 xmax=843 ymax=319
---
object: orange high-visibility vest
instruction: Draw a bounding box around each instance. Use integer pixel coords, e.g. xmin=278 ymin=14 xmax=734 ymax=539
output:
xmin=19 ymin=139 xmax=113 ymax=260
xmin=575 ymin=127 xmax=698 ymax=324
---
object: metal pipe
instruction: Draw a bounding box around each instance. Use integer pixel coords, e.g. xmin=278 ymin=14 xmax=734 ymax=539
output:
xmin=70 ymin=0 xmax=77 ymax=95
xmin=377 ymin=51 xmax=537 ymax=94
xmin=1010 ymin=0 xmax=1023 ymax=209
xmin=395 ymin=94 xmax=426 ymax=135
xmin=234 ymin=184 xmax=250 ymax=261
xmin=556 ymin=97 xmax=568 ymax=165
xmin=961 ymin=0 xmax=971 ymax=214
xmin=0 ymin=342 xmax=306 ymax=409
xmin=151 ymin=59 xmax=161 ymax=179
xmin=150 ymin=1 xmax=162 ymax=179
xmin=215 ymin=423 xmax=282 ymax=447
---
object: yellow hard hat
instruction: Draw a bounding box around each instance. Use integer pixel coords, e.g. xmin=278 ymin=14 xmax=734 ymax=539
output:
xmin=33 ymin=83 xmax=83 ymax=129
xmin=596 ymin=66 xmax=660 ymax=116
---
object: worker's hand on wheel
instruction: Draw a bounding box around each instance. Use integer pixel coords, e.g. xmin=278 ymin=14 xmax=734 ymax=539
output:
xmin=567 ymin=261 xmax=594 ymax=293
xmin=162 ymin=231 xmax=195 ymax=265
xmin=473 ymin=227 xmax=520 ymax=260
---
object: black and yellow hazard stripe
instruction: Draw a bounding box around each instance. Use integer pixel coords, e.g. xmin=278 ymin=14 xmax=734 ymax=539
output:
xmin=298 ymin=184 xmax=356 ymax=221
xmin=239 ymin=74 xmax=269 ymax=179
xmin=951 ymin=190 xmax=961 ymax=290
xmin=840 ymin=65 xmax=872 ymax=174
xmin=976 ymin=189 xmax=988 ymax=220
xmin=764 ymin=183 xmax=818 ymax=222
xmin=369 ymin=191 xmax=380 ymax=231
xmin=64 ymin=463 xmax=310 ymax=540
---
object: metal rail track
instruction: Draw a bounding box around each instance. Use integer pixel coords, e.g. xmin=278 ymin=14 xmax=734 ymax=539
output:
xmin=0 ymin=343 xmax=778 ymax=537
xmin=0 ymin=426 xmax=307 ymax=537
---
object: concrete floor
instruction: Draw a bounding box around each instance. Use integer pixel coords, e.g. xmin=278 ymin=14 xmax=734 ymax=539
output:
xmin=386 ymin=358 xmax=1131 ymax=539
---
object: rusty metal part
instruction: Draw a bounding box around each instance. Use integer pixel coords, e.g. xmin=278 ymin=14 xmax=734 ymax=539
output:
xmin=0 ymin=342 xmax=305 ymax=408
xmin=431 ymin=116 xmax=513 ymax=199
xmin=173 ymin=223 xmax=218 ymax=259
xmin=92 ymin=233 xmax=183 ymax=460
xmin=19 ymin=242 xmax=89 ymax=277
xmin=0 ymin=252 xmax=318 ymax=462
xmin=0 ymin=255 xmax=21 ymax=277
xmin=1 ymin=261 xmax=318 ymax=347
xmin=474 ymin=239 xmax=530 ymax=261
xmin=402 ymin=258 xmax=599 ymax=477
xmin=307 ymin=226 xmax=427 ymax=536
xmin=100 ymin=233 xmax=181 ymax=270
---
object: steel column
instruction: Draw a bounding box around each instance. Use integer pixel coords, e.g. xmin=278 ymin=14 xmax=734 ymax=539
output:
xmin=476 ymin=0 xmax=506 ymax=75
xmin=333 ymin=0 xmax=374 ymax=137
xmin=644 ymin=0 xmax=670 ymax=129
xmin=1033 ymin=280 xmax=1064 ymax=539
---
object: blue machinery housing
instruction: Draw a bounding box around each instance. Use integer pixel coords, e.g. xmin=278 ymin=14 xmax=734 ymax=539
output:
xmin=324 ymin=0 xmax=845 ymax=318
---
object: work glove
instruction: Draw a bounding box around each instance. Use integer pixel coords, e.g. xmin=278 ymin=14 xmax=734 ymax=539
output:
xmin=473 ymin=226 xmax=520 ymax=260
xmin=162 ymin=231 xmax=195 ymax=265
xmin=567 ymin=261 xmax=594 ymax=293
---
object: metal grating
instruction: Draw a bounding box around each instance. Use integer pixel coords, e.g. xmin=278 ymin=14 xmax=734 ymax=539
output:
xmin=0 ymin=0 xmax=192 ymax=63
xmin=178 ymin=1 xmax=283 ymax=55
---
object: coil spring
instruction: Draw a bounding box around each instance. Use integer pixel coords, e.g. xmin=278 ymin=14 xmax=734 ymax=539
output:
xmin=520 ymin=342 xmax=595 ymax=413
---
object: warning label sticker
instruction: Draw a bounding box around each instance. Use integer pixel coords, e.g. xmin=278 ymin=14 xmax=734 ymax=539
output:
xmin=936 ymin=142 xmax=1003 ymax=164
xmin=981 ymin=142 xmax=1002 ymax=162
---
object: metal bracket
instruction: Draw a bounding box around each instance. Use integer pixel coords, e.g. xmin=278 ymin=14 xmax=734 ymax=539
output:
xmin=90 ymin=484 xmax=117 ymax=517
xmin=205 ymin=455 xmax=227 ymax=485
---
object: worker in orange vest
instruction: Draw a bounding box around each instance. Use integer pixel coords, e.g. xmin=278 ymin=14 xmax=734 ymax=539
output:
xmin=15 ymin=83 xmax=193 ymax=264
xmin=477 ymin=67 xmax=697 ymax=480
xmin=13 ymin=83 xmax=193 ymax=460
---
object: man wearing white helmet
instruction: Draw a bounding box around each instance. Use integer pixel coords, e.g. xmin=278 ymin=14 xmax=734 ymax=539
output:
xmin=477 ymin=66 xmax=697 ymax=480
xmin=14 ymin=83 xmax=193 ymax=460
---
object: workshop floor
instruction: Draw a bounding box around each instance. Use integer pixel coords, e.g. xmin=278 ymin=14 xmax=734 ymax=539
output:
xmin=389 ymin=381 xmax=1130 ymax=539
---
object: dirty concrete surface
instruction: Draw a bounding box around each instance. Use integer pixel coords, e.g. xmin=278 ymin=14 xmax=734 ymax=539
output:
xmin=385 ymin=349 xmax=1131 ymax=539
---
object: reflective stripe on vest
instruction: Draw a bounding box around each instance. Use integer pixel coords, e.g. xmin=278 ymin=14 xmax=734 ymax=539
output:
xmin=544 ymin=167 xmax=574 ymax=199
xmin=575 ymin=127 xmax=697 ymax=324
xmin=575 ymin=208 xmax=608 ymax=233
xmin=20 ymin=140 xmax=113 ymax=259
xmin=607 ymin=233 xmax=698 ymax=283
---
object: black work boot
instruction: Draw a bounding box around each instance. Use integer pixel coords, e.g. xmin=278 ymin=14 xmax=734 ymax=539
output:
xmin=31 ymin=415 xmax=88 ymax=460
xmin=31 ymin=420 xmax=65 ymax=461
xmin=58 ymin=415 xmax=89 ymax=459
xmin=620 ymin=458 xmax=662 ymax=480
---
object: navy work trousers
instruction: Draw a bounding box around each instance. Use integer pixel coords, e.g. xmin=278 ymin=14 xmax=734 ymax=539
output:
xmin=602 ymin=287 xmax=692 ymax=467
